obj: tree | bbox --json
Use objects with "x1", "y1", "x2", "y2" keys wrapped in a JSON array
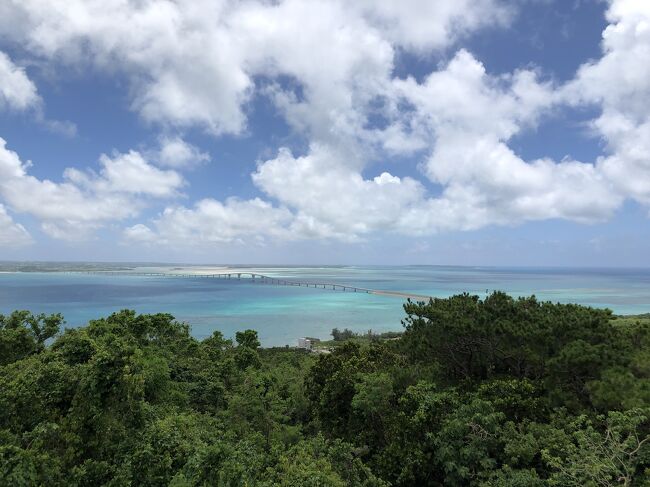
[
  {"x1": 401, "y1": 292, "x2": 616, "y2": 402},
  {"x1": 351, "y1": 372, "x2": 394, "y2": 447},
  {"x1": 543, "y1": 409, "x2": 650, "y2": 486},
  {"x1": 0, "y1": 299, "x2": 648, "y2": 485},
  {"x1": 331, "y1": 328, "x2": 356, "y2": 341},
  {"x1": 236, "y1": 329, "x2": 260, "y2": 349},
  {"x1": 0, "y1": 311, "x2": 63, "y2": 365}
]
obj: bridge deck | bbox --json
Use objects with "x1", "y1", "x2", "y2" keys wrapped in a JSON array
[{"x1": 65, "y1": 271, "x2": 432, "y2": 301}]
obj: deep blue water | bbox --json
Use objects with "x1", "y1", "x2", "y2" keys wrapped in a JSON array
[{"x1": 1, "y1": 266, "x2": 649, "y2": 346}]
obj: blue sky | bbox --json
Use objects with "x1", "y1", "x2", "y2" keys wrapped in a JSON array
[{"x1": 0, "y1": 0, "x2": 649, "y2": 265}]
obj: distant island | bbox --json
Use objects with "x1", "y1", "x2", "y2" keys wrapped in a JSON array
[{"x1": 1, "y1": 292, "x2": 649, "y2": 485}]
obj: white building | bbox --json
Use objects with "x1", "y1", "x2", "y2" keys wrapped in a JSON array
[{"x1": 297, "y1": 337, "x2": 312, "y2": 350}]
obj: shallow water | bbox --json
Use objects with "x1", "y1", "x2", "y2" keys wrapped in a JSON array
[{"x1": 1, "y1": 266, "x2": 649, "y2": 346}]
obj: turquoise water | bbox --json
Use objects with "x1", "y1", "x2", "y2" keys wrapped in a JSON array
[{"x1": 1, "y1": 266, "x2": 649, "y2": 346}]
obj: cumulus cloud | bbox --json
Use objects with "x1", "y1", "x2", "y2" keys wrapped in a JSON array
[
  {"x1": 0, "y1": 51, "x2": 77, "y2": 135},
  {"x1": 0, "y1": 138, "x2": 183, "y2": 240},
  {"x1": 124, "y1": 198, "x2": 293, "y2": 247},
  {"x1": 393, "y1": 51, "x2": 555, "y2": 146},
  {"x1": 157, "y1": 136, "x2": 210, "y2": 168},
  {"x1": 355, "y1": 0, "x2": 512, "y2": 51},
  {"x1": 566, "y1": 0, "x2": 650, "y2": 206},
  {"x1": 65, "y1": 150, "x2": 184, "y2": 198},
  {"x1": 244, "y1": 49, "x2": 619, "y2": 240},
  {"x1": 2, "y1": 0, "x2": 649, "y2": 246},
  {"x1": 0, "y1": 0, "x2": 251, "y2": 134},
  {"x1": 393, "y1": 50, "x2": 621, "y2": 230},
  {"x1": 0, "y1": 0, "x2": 509, "y2": 137},
  {"x1": 0, "y1": 204, "x2": 32, "y2": 247},
  {"x1": 0, "y1": 51, "x2": 40, "y2": 111},
  {"x1": 253, "y1": 145, "x2": 426, "y2": 240},
  {"x1": 121, "y1": 0, "x2": 647, "y2": 246}
]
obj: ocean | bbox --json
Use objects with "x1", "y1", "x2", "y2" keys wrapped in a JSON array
[{"x1": 1, "y1": 265, "x2": 649, "y2": 346}]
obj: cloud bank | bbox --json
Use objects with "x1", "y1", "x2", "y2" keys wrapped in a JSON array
[
  {"x1": 0, "y1": 138, "x2": 183, "y2": 240},
  {"x1": 0, "y1": 0, "x2": 647, "y2": 248}
]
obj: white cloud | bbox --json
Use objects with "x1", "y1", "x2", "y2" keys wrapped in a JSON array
[
  {"x1": 124, "y1": 197, "x2": 293, "y2": 247},
  {"x1": 597, "y1": 120, "x2": 650, "y2": 206},
  {"x1": 246, "y1": 52, "x2": 618, "y2": 239},
  {"x1": 0, "y1": 51, "x2": 76, "y2": 135},
  {"x1": 0, "y1": 204, "x2": 32, "y2": 247},
  {"x1": 0, "y1": 0, "x2": 508, "y2": 137},
  {"x1": 157, "y1": 136, "x2": 210, "y2": 168},
  {"x1": 233, "y1": 0, "x2": 395, "y2": 151},
  {"x1": 392, "y1": 50, "x2": 621, "y2": 230},
  {"x1": 0, "y1": 0, "x2": 251, "y2": 134},
  {"x1": 122, "y1": 223, "x2": 157, "y2": 244},
  {"x1": 0, "y1": 137, "x2": 184, "y2": 240},
  {"x1": 404, "y1": 146, "x2": 620, "y2": 233},
  {"x1": 3, "y1": 0, "x2": 650, "y2": 248},
  {"x1": 566, "y1": 0, "x2": 650, "y2": 207},
  {"x1": 65, "y1": 150, "x2": 184, "y2": 198},
  {"x1": 354, "y1": 0, "x2": 512, "y2": 51},
  {"x1": 0, "y1": 51, "x2": 40, "y2": 111},
  {"x1": 393, "y1": 50, "x2": 555, "y2": 145},
  {"x1": 122, "y1": 38, "x2": 629, "y2": 245},
  {"x1": 253, "y1": 145, "x2": 425, "y2": 240}
]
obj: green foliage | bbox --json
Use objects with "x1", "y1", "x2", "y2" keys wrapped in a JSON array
[
  {"x1": 331, "y1": 327, "x2": 356, "y2": 341},
  {"x1": 0, "y1": 310, "x2": 63, "y2": 365},
  {"x1": 542, "y1": 409, "x2": 650, "y2": 486},
  {"x1": 235, "y1": 329, "x2": 260, "y2": 349},
  {"x1": 1, "y1": 293, "x2": 649, "y2": 485},
  {"x1": 330, "y1": 327, "x2": 402, "y2": 344},
  {"x1": 401, "y1": 292, "x2": 617, "y2": 403},
  {"x1": 261, "y1": 435, "x2": 388, "y2": 486}
]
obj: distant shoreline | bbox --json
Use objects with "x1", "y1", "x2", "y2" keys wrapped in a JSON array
[{"x1": 2, "y1": 266, "x2": 649, "y2": 320}]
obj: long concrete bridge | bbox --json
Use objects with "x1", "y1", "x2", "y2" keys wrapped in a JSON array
[{"x1": 67, "y1": 271, "x2": 433, "y2": 301}]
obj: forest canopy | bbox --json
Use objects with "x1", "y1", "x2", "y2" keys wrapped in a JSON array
[{"x1": 1, "y1": 292, "x2": 649, "y2": 486}]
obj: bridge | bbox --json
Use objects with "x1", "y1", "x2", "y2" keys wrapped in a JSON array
[{"x1": 67, "y1": 271, "x2": 433, "y2": 301}]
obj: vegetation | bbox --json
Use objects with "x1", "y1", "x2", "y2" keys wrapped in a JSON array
[
  {"x1": 330, "y1": 328, "x2": 402, "y2": 342},
  {"x1": 1, "y1": 292, "x2": 649, "y2": 486}
]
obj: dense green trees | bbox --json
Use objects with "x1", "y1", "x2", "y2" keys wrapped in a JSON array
[
  {"x1": 305, "y1": 293, "x2": 650, "y2": 485},
  {"x1": 0, "y1": 293, "x2": 649, "y2": 485},
  {"x1": 0, "y1": 311, "x2": 63, "y2": 366}
]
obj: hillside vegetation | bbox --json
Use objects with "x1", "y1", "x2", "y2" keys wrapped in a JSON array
[{"x1": 1, "y1": 292, "x2": 649, "y2": 486}]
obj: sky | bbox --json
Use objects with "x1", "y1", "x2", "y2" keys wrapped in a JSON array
[{"x1": 0, "y1": 0, "x2": 649, "y2": 266}]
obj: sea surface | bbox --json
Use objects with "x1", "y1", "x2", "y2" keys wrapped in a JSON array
[{"x1": 1, "y1": 265, "x2": 650, "y2": 346}]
